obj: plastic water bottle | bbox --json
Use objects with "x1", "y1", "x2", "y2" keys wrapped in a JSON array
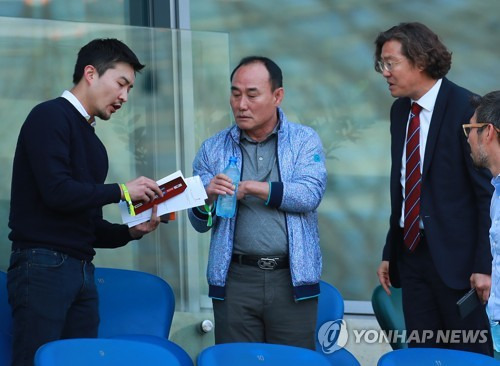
[{"x1": 216, "y1": 157, "x2": 240, "y2": 218}]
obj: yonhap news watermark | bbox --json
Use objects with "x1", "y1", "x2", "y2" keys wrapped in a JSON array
[
  {"x1": 317, "y1": 320, "x2": 349, "y2": 354},
  {"x1": 317, "y1": 320, "x2": 489, "y2": 354}
]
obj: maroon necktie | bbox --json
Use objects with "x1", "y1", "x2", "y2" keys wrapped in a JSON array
[{"x1": 404, "y1": 102, "x2": 422, "y2": 252}]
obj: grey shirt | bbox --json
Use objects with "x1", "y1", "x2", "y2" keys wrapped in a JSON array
[{"x1": 233, "y1": 128, "x2": 288, "y2": 256}]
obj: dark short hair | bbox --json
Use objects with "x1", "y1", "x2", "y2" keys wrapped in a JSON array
[
  {"x1": 374, "y1": 22, "x2": 452, "y2": 79},
  {"x1": 72, "y1": 38, "x2": 145, "y2": 84},
  {"x1": 230, "y1": 56, "x2": 283, "y2": 91},
  {"x1": 470, "y1": 91, "x2": 500, "y2": 131}
]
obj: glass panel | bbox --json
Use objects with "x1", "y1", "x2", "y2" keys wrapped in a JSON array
[
  {"x1": 0, "y1": 16, "x2": 230, "y2": 311},
  {"x1": 190, "y1": 0, "x2": 500, "y2": 301},
  {"x1": 189, "y1": 30, "x2": 232, "y2": 308},
  {"x1": 0, "y1": 0, "x2": 134, "y2": 25}
]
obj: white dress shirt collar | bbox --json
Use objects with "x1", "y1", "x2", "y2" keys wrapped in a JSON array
[
  {"x1": 61, "y1": 90, "x2": 96, "y2": 127},
  {"x1": 412, "y1": 78, "x2": 442, "y2": 113}
]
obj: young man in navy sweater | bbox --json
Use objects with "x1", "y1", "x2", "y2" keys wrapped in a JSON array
[{"x1": 7, "y1": 38, "x2": 164, "y2": 366}]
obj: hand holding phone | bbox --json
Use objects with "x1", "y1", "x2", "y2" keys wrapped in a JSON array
[{"x1": 456, "y1": 288, "x2": 481, "y2": 320}]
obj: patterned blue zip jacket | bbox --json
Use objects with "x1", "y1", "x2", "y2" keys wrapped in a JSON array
[{"x1": 188, "y1": 108, "x2": 327, "y2": 300}]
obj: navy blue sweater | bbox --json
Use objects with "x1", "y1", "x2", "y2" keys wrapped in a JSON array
[{"x1": 9, "y1": 97, "x2": 134, "y2": 261}]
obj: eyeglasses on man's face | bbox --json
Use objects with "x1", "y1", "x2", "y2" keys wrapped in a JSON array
[
  {"x1": 462, "y1": 123, "x2": 489, "y2": 138},
  {"x1": 377, "y1": 59, "x2": 403, "y2": 73}
]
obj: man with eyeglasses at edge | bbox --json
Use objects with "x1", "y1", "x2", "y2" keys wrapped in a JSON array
[
  {"x1": 464, "y1": 90, "x2": 500, "y2": 353},
  {"x1": 374, "y1": 22, "x2": 494, "y2": 355}
]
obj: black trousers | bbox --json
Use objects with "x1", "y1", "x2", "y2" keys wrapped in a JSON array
[
  {"x1": 399, "y1": 235, "x2": 493, "y2": 356},
  {"x1": 212, "y1": 262, "x2": 318, "y2": 350}
]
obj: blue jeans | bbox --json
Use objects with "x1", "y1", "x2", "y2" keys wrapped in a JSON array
[{"x1": 7, "y1": 248, "x2": 99, "y2": 366}]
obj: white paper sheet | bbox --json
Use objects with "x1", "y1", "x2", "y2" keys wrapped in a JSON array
[{"x1": 119, "y1": 174, "x2": 207, "y2": 227}]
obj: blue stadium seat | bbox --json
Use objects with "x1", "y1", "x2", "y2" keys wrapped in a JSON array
[
  {"x1": 94, "y1": 267, "x2": 175, "y2": 338},
  {"x1": 112, "y1": 334, "x2": 192, "y2": 366},
  {"x1": 316, "y1": 280, "x2": 361, "y2": 365},
  {"x1": 34, "y1": 338, "x2": 183, "y2": 366},
  {"x1": 377, "y1": 347, "x2": 499, "y2": 365},
  {"x1": 95, "y1": 267, "x2": 192, "y2": 365},
  {"x1": 371, "y1": 285, "x2": 407, "y2": 350},
  {"x1": 198, "y1": 342, "x2": 330, "y2": 365}
]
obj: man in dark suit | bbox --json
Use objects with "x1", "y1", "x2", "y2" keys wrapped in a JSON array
[{"x1": 374, "y1": 22, "x2": 493, "y2": 355}]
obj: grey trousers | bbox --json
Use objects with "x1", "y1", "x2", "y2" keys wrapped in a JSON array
[{"x1": 212, "y1": 262, "x2": 318, "y2": 350}]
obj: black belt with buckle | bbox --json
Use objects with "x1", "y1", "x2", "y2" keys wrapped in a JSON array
[{"x1": 231, "y1": 254, "x2": 289, "y2": 270}]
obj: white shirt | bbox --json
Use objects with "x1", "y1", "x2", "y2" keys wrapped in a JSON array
[
  {"x1": 61, "y1": 90, "x2": 96, "y2": 127},
  {"x1": 488, "y1": 175, "x2": 500, "y2": 321},
  {"x1": 399, "y1": 78, "x2": 442, "y2": 228}
]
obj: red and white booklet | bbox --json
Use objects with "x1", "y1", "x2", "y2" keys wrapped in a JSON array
[
  {"x1": 132, "y1": 175, "x2": 187, "y2": 215},
  {"x1": 119, "y1": 170, "x2": 207, "y2": 227}
]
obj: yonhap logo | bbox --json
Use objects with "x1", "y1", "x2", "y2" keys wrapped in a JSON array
[{"x1": 317, "y1": 319, "x2": 348, "y2": 354}]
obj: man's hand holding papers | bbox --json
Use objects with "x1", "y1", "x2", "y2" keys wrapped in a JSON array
[{"x1": 119, "y1": 170, "x2": 207, "y2": 227}]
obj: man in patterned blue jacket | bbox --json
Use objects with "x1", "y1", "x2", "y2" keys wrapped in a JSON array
[{"x1": 188, "y1": 56, "x2": 327, "y2": 349}]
